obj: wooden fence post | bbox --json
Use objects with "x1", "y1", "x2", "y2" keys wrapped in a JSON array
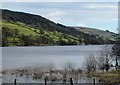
[
  {"x1": 70, "y1": 78, "x2": 73, "y2": 85},
  {"x1": 45, "y1": 78, "x2": 47, "y2": 85},
  {"x1": 14, "y1": 79, "x2": 16, "y2": 85},
  {"x1": 93, "y1": 78, "x2": 95, "y2": 85}
]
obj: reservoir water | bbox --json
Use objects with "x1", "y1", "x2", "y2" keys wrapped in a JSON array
[{"x1": 2, "y1": 45, "x2": 112, "y2": 70}]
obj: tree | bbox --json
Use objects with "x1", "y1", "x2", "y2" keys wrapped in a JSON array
[
  {"x1": 20, "y1": 34, "x2": 34, "y2": 46},
  {"x1": 47, "y1": 63, "x2": 55, "y2": 82},
  {"x1": 12, "y1": 29, "x2": 20, "y2": 45},
  {"x1": 97, "y1": 55, "x2": 106, "y2": 71},
  {"x1": 39, "y1": 28, "x2": 44, "y2": 34},
  {"x1": 112, "y1": 36, "x2": 120, "y2": 68},
  {"x1": 100, "y1": 45, "x2": 112, "y2": 71},
  {"x1": 85, "y1": 54, "x2": 97, "y2": 73},
  {"x1": 63, "y1": 61, "x2": 75, "y2": 82},
  {"x1": 2, "y1": 27, "x2": 14, "y2": 46},
  {"x1": 64, "y1": 61, "x2": 75, "y2": 72}
]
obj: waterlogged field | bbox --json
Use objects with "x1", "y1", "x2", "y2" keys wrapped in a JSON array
[{"x1": 2, "y1": 45, "x2": 114, "y2": 83}]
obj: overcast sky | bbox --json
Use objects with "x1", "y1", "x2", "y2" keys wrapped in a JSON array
[{"x1": 2, "y1": 1, "x2": 119, "y2": 33}]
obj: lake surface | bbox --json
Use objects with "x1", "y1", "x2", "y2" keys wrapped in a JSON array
[{"x1": 2, "y1": 45, "x2": 112, "y2": 70}]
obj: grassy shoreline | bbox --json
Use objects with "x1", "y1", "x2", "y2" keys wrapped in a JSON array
[{"x1": 86, "y1": 70, "x2": 120, "y2": 83}]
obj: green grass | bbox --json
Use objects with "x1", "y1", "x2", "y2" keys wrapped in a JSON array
[
  {"x1": 96, "y1": 70, "x2": 120, "y2": 83},
  {"x1": 2, "y1": 21, "x2": 39, "y2": 36},
  {"x1": 1, "y1": 21, "x2": 82, "y2": 46},
  {"x1": 86, "y1": 69, "x2": 120, "y2": 83}
]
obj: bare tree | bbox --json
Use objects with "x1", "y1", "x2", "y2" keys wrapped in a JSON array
[
  {"x1": 62, "y1": 68, "x2": 67, "y2": 83},
  {"x1": 100, "y1": 45, "x2": 112, "y2": 71},
  {"x1": 64, "y1": 61, "x2": 75, "y2": 72},
  {"x1": 47, "y1": 63, "x2": 55, "y2": 72},
  {"x1": 85, "y1": 54, "x2": 97, "y2": 73},
  {"x1": 47, "y1": 63, "x2": 55, "y2": 82},
  {"x1": 62, "y1": 61, "x2": 75, "y2": 82},
  {"x1": 97, "y1": 55, "x2": 106, "y2": 71},
  {"x1": 71, "y1": 68, "x2": 81, "y2": 83},
  {"x1": 112, "y1": 36, "x2": 120, "y2": 69}
]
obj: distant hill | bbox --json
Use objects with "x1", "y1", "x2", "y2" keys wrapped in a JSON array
[
  {"x1": 72, "y1": 26, "x2": 117, "y2": 42},
  {"x1": 1, "y1": 9, "x2": 117, "y2": 46}
]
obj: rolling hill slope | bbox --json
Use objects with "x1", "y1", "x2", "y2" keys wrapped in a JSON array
[
  {"x1": 1, "y1": 9, "x2": 117, "y2": 46},
  {"x1": 73, "y1": 26, "x2": 117, "y2": 41}
]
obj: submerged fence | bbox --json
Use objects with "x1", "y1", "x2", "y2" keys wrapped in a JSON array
[
  {"x1": 1, "y1": 78, "x2": 119, "y2": 85},
  {"x1": 12, "y1": 78, "x2": 97, "y2": 85}
]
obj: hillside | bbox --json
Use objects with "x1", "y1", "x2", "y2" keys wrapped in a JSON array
[
  {"x1": 1, "y1": 9, "x2": 117, "y2": 46},
  {"x1": 73, "y1": 26, "x2": 117, "y2": 41},
  {"x1": 2, "y1": 21, "x2": 82, "y2": 46}
]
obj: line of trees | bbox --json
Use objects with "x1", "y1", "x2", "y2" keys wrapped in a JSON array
[
  {"x1": 2, "y1": 27, "x2": 84, "y2": 46},
  {"x1": 2, "y1": 27, "x2": 51, "y2": 46},
  {"x1": 85, "y1": 36, "x2": 120, "y2": 73}
]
